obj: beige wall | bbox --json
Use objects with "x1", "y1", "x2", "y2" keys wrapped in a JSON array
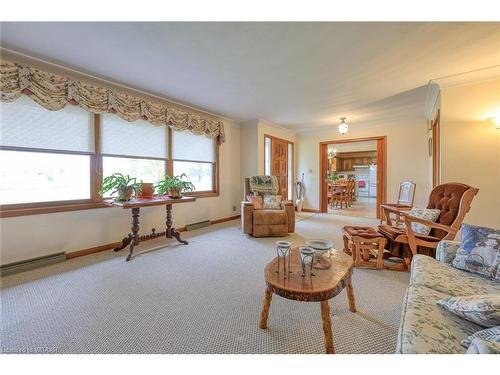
[
  {"x1": 440, "y1": 78, "x2": 500, "y2": 228},
  {"x1": 0, "y1": 120, "x2": 241, "y2": 265},
  {"x1": 239, "y1": 119, "x2": 296, "y2": 194},
  {"x1": 297, "y1": 119, "x2": 429, "y2": 211}
]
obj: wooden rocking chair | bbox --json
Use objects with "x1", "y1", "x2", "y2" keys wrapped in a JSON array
[{"x1": 378, "y1": 182, "x2": 478, "y2": 270}]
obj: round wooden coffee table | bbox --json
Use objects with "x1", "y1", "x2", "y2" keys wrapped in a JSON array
[{"x1": 259, "y1": 247, "x2": 356, "y2": 354}]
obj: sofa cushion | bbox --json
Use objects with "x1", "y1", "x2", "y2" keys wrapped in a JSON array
[
  {"x1": 397, "y1": 284, "x2": 483, "y2": 354},
  {"x1": 461, "y1": 325, "x2": 500, "y2": 348},
  {"x1": 465, "y1": 338, "x2": 500, "y2": 354},
  {"x1": 253, "y1": 209, "x2": 287, "y2": 225},
  {"x1": 407, "y1": 208, "x2": 441, "y2": 235},
  {"x1": 437, "y1": 294, "x2": 500, "y2": 328},
  {"x1": 410, "y1": 254, "x2": 500, "y2": 296},
  {"x1": 263, "y1": 194, "x2": 282, "y2": 210},
  {"x1": 452, "y1": 224, "x2": 500, "y2": 280}
]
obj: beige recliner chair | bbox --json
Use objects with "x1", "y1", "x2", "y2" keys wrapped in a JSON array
[{"x1": 241, "y1": 176, "x2": 295, "y2": 237}]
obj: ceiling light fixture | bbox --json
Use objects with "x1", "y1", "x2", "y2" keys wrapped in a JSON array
[{"x1": 338, "y1": 117, "x2": 348, "y2": 134}]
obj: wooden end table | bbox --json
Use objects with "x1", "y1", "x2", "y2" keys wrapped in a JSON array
[
  {"x1": 259, "y1": 247, "x2": 356, "y2": 354},
  {"x1": 104, "y1": 196, "x2": 196, "y2": 261}
]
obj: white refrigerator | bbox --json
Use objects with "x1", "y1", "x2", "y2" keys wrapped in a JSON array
[{"x1": 369, "y1": 165, "x2": 377, "y2": 198}]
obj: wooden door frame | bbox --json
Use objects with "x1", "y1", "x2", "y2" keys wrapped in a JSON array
[
  {"x1": 431, "y1": 110, "x2": 440, "y2": 188},
  {"x1": 319, "y1": 136, "x2": 387, "y2": 219},
  {"x1": 264, "y1": 134, "x2": 294, "y2": 200}
]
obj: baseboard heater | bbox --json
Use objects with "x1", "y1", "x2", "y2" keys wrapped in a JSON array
[
  {"x1": 0, "y1": 252, "x2": 66, "y2": 277},
  {"x1": 185, "y1": 220, "x2": 211, "y2": 231}
]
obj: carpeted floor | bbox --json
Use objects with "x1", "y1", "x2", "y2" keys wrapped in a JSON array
[{"x1": 0, "y1": 213, "x2": 409, "y2": 354}]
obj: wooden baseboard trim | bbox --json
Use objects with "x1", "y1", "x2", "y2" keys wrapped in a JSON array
[
  {"x1": 65, "y1": 214, "x2": 241, "y2": 260},
  {"x1": 66, "y1": 242, "x2": 121, "y2": 259},
  {"x1": 301, "y1": 208, "x2": 320, "y2": 213},
  {"x1": 211, "y1": 215, "x2": 240, "y2": 225}
]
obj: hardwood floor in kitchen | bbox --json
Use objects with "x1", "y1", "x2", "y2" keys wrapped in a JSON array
[{"x1": 327, "y1": 197, "x2": 376, "y2": 219}]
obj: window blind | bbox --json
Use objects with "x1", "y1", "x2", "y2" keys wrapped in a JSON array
[
  {"x1": 0, "y1": 95, "x2": 94, "y2": 153},
  {"x1": 172, "y1": 130, "x2": 215, "y2": 162},
  {"x1": 101, "y1": 114, "x2": 167, "y2": 159}
]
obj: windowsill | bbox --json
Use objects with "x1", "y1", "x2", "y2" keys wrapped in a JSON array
[
  {"x1": 184, "y1": 191, "x2": 219, "y2": 198},
  {"x1": 1, "y1": 192, "x2": 220, "y2": 218},
  {"x1": 0, "y1": 201, "x2": 108, "y2": 218}
]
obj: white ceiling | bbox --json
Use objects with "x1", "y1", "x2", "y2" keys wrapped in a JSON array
[{"x1": 1, "y1": 22, "x2": 499, "y2": 130}]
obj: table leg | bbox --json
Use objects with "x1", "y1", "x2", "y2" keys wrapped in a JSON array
[
  {"x1": 346, "y1": 279, "x2": 357, "y2": 312},
  {"x1": 166, "y1": 204, "x2": 188, "y2": 245},
  {"x1": 259, "y1": 289, "x2": 273, "y2": 329},
  {"x1": 113, "y1": 233, "x2": 133, "y2": 252},
  {"x1": 320, "y1": 300, "x2": 335, "y2": 354},
  {"x1": 126, "y1": 207, "x2": 140, "y2": 262}
]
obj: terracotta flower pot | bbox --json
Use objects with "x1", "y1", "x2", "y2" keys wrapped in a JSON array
[{"x1": 138, "y1": 182, "x2": 154, "y2": 199}]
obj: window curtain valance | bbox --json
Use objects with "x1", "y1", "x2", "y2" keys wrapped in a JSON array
[{"x1": 0, "y1": 60, "x2": 226, "y2": 144}]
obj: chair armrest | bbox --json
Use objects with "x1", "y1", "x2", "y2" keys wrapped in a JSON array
[
  {"x1": 380, "y1": 204, "x2": 409, "y2": 225},
  {"x1": 435, "y1": 240, "x2": 461, "y2": 264},
  {"x1": 281, "y1": 200, "x2": 294, "y2": 208},
  {"x1": 242, "y1": 201, "x2": 253, "y2": 206},
  {"x1": 403, "y1": 215, "x2": 458, "y2": 236}
]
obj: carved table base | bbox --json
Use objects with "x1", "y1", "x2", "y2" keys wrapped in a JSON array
[{"x1": 114, "y1": 204, "x2": 188, "y2": 261}]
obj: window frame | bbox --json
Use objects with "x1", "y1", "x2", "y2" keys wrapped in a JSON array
[{"x1": 1, "y1": 113, "x2": 220, "y2": 218}]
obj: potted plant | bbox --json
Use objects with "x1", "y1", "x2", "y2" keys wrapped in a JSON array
[
  {"x1": 327, "y1": 174, "x2": 341, "y2": 182},
  {"x1": 155, "y1": 174, "x2": 195, "y2": 199},
  {"x1": 99, "y1": 173, "x2": 140, "y2": 201}
]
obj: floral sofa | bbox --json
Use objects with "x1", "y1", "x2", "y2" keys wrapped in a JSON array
[{"x1": 396, "y1": 240, "x2": 500, "y2": 353}]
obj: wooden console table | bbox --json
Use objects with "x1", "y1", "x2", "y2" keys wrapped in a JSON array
[{"x1": 104, "y1": 196, "x2": 196, "y2": 261}]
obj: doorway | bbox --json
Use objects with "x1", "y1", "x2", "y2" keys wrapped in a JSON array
[
  {"x1": 319, "y1": 136, "x2": 386, "y2": 219},
  {"x1": 264, "y1": 134, "x2": 294, "y2": 200}
]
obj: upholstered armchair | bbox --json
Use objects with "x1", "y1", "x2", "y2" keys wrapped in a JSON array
[
  {"x1": 378, "y1": 182, "x2": 478, "y2": 269},
  {"x1": 241, "y1": 176, "x2": 295, "y2": 237}
]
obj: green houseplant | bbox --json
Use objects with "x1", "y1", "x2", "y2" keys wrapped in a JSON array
[
  {"x1": 327, "y1": 174, "x2": 341, "y2": 182},
  {"x1": 99, "y1": 173, "x2": 140, "y2": 201},
  {"x1": 155, "y1": 174, "x2": 195, "y2": 199}
]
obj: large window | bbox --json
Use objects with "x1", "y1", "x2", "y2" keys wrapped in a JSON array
[
  {"x1": 0, "y1": 96, "x2": 94, "y2": 206},
  {"x1": 172, "y1": 130, "x2": 216, "y2": 192},
  {"x1": 101, "y1": 114, "x2": 167, "y2": 189},
  {"x1": 0, "y1": 97, "x2": 219, "y2": 216}
]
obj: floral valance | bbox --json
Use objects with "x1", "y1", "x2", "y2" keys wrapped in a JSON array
[{"x1": 0, "y1": 59, "x2": 226, "y2": 144}]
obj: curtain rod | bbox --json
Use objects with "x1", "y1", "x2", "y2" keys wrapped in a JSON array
[{"x1": 1, "y1": 47, "x2": 234, "y2": 122}]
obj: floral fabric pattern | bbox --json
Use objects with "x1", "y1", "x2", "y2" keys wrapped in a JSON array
[
  {"x1": 453, "y1": 224, "x2": 500, "y2": 280},
  {"x1": 263, "y1": 195, "x2": 282, "y2": 210},
  {"x1": 407, "y1": 208, "x2": 441, "y2": 235},
  {"x1": 249, "y1": 176, "x2": 279, "y2": 196},
  {"x1": 435, "y1": 240, "x2": 461, "y2": 264},
  {"x1": 465, "y1": 338, "x2": 500, "y2": 354},
  {"x1": 410, "y1": 254, "x2": 500, "y2": 296},
  {"x1": 461, "y1": 325, "x2": 500, "y2": 348},
  {"x1": 396, "y1": 284, "x2": 483, "y2": 354},
  {"x1": 398, "y1": 252, "x2": 500, "y2": 354},
  {"x1": 437, "y1": 294, "x2": 500, "y2": 328},
  {"x1": 0, "y1": 60, "x2": 226, "y2": 144}
]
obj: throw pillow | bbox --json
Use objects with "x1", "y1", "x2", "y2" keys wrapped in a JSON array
[
  {"x1": 407, "y1": 208, "x2": 441, "y2": 235},
  {"x1": 246, "y1": 195, "x2": 263, "y2": 210},
  {"x1": 453, "y1": 224, "x2": 500, "y2": 280},
  {"x1": 461, "y1": 325, "x2": 500, "y2": 348},
  {"x1": 437, "y1": 294, "x2": 500, "y2": 328},
  {"x1": 263, "y1": 195, "x2": 282, "y2": 210},
  {"x1": 465, "y1": 338, "x2": 500, "y2": 354}
]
